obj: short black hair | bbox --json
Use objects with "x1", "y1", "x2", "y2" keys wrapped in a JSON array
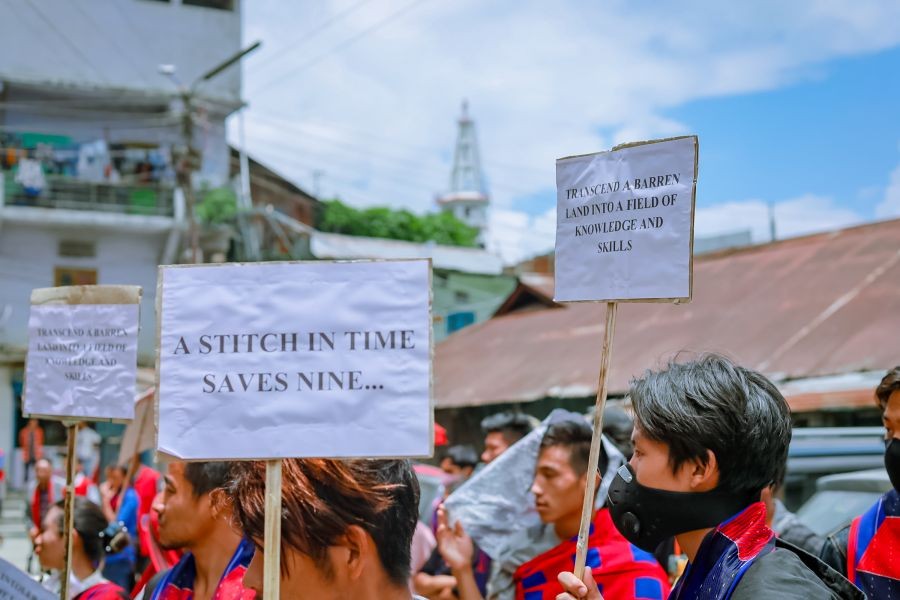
[
  {"x1": 183, "y1": 461, "x2": 231, "y2": 497},
  {"x1": 540, "y1": 419, "x2": 608, "y2": 477},
  {"x1": 601, "y1": 405, "x2": 634, "y2": 459},
  {"x1": 629, "y1": 354, "x2": 791, "y2": 496},
  {"x1": 876, "y1": 367, "x2": 900, "y2": 411},
  {"x1": 443, "y1": 445, "x2": 478, "y2": 469},
  {"x1": 481, "y1": 412, "x2": 535, "y2": 446},
  {"x1": 365, "y1": 459, "x2": 419, "y2": 585}
]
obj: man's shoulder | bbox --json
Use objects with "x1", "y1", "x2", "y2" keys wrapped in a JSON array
[
  {"x1": 733, "y1": 544, "x2": 862, "y2": 600},
  {"x1": 819, "y1": 524, "x2": 850, "y2": 575}
]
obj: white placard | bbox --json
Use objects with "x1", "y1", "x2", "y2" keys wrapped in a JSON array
[
  {"x1": 24, "y1": 304, "x2": 139, "y2": 420},
  {"x1": 156, "y1": 260, "x2": 433, "y2": 460},
  {"x1": 0, "y1": 557, "x2": 55, "y2": 600},
  {"x1": 554, "y1": 136, "x2": 698, "y2": 302}
]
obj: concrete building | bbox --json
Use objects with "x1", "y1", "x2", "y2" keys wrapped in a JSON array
[
  {"x1": 0, "y1": 0, "x2": 244, "y2": 487},
  {"x1": 437, "y1": 102, "x2": 490, "y2": 247}
]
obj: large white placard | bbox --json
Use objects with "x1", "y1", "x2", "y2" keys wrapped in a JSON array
[
  {"x1": 156, "y1": 260, "x2": 433, "y2": 460},
  {"x1": 24, "y1": 304, "x2": 139, "y2": 420},
  {"x1": 0, "y1": 557, "x2": 55, "y2": 600},
  {"x1": 555, "y1": 136, "x2": 698, "y2": 302}
]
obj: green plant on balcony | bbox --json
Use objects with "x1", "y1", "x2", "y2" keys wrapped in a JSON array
[
  {"x1": 196, "y1": 186, "x2": 238, "y2": 224},
  {"x1": 196, "y1": 186, "x2": 238, "y2": 257}
]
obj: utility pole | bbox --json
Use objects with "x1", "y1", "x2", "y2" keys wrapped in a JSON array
[
  {"x1": 768, "y1": 201, "x2": 777, "y2": 242},
  {"x1": 177, "y1": 89, "x2": 201, "y2": 263},
  {"x1": 312, "y1": 169, "x2": 324, "y2": 198},
  {"x1": 160, "y1": 40, "x2": 261, "y2": 264}
]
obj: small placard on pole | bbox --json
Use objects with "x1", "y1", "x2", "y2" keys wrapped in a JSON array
[
  {"x1": 23, "y1": 284, "x2": 142, "y2": 600},
  {"x1": 555, "y1": 136, "x2": 698, "y2": 303},
  {"x1": 24, "y1": 285, "x2": 142, "y2": 421},
  {"x1": 554, "y1": 136, "x2": 698, "y2": 579}
]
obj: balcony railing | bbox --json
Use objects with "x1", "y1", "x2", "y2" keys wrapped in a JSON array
[{"x1": 2, "y1": 173, "x2": 175, "y2": 217}]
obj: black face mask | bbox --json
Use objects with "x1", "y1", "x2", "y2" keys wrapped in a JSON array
[
  {"x1": 607, "y1": 463, "x2": 758, "y2": 552},
  {"x1": 886, "y1": 438, "x2": 900, "y2": 492}
]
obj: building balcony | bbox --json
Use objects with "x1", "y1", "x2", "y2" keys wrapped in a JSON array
[
  {"x1": 2, "y1": 173, "x2": 174, "y2": 217},
  {"x1": 0, "y1": 172, "x2": 184, "y2": 237}
]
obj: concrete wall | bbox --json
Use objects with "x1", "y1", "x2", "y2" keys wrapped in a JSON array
[
  {"x1": 0, "y1": 0, "x2": 242, "y2": 105},
  {"x1": 0, "y1": 222, "x2": 167, "y2": 362}
]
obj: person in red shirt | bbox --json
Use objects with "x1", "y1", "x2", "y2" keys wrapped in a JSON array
[
  {"x1": 132, "y1": 462, "x2": 161, "y2": 570},
  {"x1": 19, "y1": 418, "x2": 44, "y2": 483}
]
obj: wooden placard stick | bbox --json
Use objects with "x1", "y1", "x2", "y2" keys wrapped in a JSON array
[
  {"x1": 263, "y1": 459, "x2": 283, "y2": 600},
  {"x1": 573, "y1": 302, "x2": 618, "y2": 579},
  {"x1": 60, "y1": 422, "x2": 79, "y2": 600}
]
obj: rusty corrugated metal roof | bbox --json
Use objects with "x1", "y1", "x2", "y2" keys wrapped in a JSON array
[{"x1": 435, "y1": 218, "x2": 900, "y2": 409}]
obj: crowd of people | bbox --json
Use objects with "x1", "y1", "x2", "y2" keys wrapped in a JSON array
[{"x1": 18, "y1": 356, "x2": 900, "y2": 599}]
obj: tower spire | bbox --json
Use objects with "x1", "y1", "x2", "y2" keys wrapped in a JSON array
[{"x1": 438, "y1": 100, "x2": 490, "y2": 247}]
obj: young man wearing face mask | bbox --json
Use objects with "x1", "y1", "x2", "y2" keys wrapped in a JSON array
[
  {"x1": 557, "y1": 355, "x2": 861, "y2": 600},
  {"x1": 820, "y1": 366, "x2": 900, "y2": 599}
]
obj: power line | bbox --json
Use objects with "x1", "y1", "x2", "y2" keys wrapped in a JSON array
[
  {"x1": 249, "y1": 0, "x2": 377, "y2": 76},
  {"x1": 251, "y1": 109, "x2": 547, "y2": 177},
  {"x1": 251, "y1": 0, "x2": 435, "y2": 94},
  {"x1": 243, "y1": 113, "x2": 539, "y2": 196}
]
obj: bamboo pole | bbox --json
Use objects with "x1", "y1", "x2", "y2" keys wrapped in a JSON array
[
  {"x1": 263, "y1": 459, "x2": 282, "y2": 600},
  {"x1": 61, "y1": 423, "x2": 78, "y2": 600},
  {"x1": 573, "y1": 302, "x2": 618, "y2": 579}
]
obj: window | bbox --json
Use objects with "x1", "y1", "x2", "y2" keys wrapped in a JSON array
[
  {"x1": 54, "y1": 267, "x2": 97, "y2": 287},
  {"x1": 183, "y1": 0, "x2": 234, "y2": 10},
  {"x1": 454, "y1": 290, "x2": 470, "y2": 303},
  {"x1": 447, "y1": 312, "x2": 476, "y2": 334},
  {"x1": 58, "y1": 240, "x2": 96, "y2": 258}
]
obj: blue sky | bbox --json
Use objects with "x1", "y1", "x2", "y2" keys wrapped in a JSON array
[
  {"x1": 236, "y1": 0, "x2": 900, "y2": 263},
  {"x1": 670, "y1": 46, "x2": 900, "y2": 216}
]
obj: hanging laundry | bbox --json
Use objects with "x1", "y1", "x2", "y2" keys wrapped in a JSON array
[
  {"x1": 77, "y1": 139, "x2": 110, "y2": 182},
  {"x1": 14, "y1": 158, "x2": 46, "y2": 197}
]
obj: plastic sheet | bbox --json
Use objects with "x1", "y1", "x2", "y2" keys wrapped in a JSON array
[{"x1": 443, "y1": 408, "x2": 625, "y2": 559}]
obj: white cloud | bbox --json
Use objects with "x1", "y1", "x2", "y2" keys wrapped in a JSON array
[
  {"x1": 694, "y1": 194, "x2": 863, "y2": 243},
  {"x1": 493, "y1": 194, "x2": 866, "y2": 266},
  {"x1": 875, "y1": 162, "x2": 900, "y2": 218},
  {"x1": 487, "y1": 207, "x2": 556, "y2": 265},
  {"x1": 232, "y1": 0, "x2": 900, "y2": 260}
]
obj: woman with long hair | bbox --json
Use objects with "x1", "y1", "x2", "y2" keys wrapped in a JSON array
[{"x1": 35, "y1": 497, "x2": 130, "y2": 599}]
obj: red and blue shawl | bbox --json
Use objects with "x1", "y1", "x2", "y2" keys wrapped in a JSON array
[
  {"x1": 74, "y1": 582, "x2": 129, "y2": 599},
  {"x1": 670, "y1": 502, "x2": 774, "y2": 600},
  {"x1": 513, "y1": 508, "x2": 670, "y2": 600},
  {"x1": 151, "y1": 538, "x2": 256, "y2": 600},
  {"x1": 847, "y1": 488, "x2": 900, "y2": 598}
]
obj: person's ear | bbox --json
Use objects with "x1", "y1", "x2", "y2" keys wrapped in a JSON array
[
  {"x1": 687, "y1": 449, "x2": 719, "y2": 491},
  {"x1": 207, "y1": 488, "x2": 229, "y2": 520},
  {"x1": 336, "y1": 525, "x2": 370, "y2": 581}
]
